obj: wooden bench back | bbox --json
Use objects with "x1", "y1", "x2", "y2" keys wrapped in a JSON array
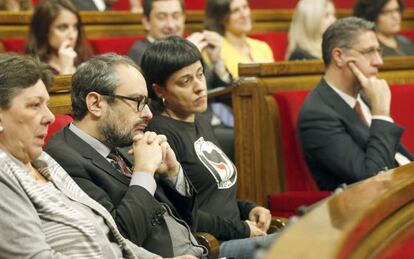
[
  {"x1": 233, "y1": 56, "x2": 414, "y2": 205},
  {"x1": 2, "y1": 9, "x2": 414, "y2": 39}
]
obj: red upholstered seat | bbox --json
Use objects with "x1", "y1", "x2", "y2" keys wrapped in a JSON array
[
  {"x1": 184, "y1": 0, "x2": 205, "y2": 9},
  {"x1": 89, "y1": 36, "x2": 145, "y2": 55},
  {"x1": 269, "y1": 84, "x2": 414, "y2": 216},
  {"x1": 400, "y1": 30, "x2": 414, "y2": 42},
  {"x1": 390, "y1": 84, "x2": 414, "y2": 153},
  {"x1": 44, "y1": 114, "x2": 74, "y2": 146},
  {"x1": 249, "y1": 31, "x2": 288, "y2": 61},
  {"x1": 111, "y1": 0, "x2": 130, "y2": 10},
  {"x1": 2, "y1": 38, "x2": 26, "y2": 53},
  {"x1": 269, "y1": 90, "x2": 331, "y2": 217}
]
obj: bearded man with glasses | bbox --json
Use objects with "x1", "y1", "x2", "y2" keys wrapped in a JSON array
[
  {"x1": 298, "y1": 17, "x2": 413, "y2": 191},
  {"x1": 45, "y1": 53, "x2": 264, "y2": 258}
]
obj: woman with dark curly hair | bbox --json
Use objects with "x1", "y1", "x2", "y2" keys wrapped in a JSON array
[
  {"x1": 354, "y1": 0, "x2": 414, "y2": 56},
  {"x1": 25, "y1": 0, "x2": 93, "y2": 75}
]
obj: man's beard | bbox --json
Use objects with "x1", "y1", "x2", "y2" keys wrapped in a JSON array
[{"x1": 98, "y1": 110, "x2": 134, "y2": 148}]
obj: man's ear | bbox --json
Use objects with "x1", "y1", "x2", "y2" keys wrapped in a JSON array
[
  {"x1": 152, "y1": 83, "x2": 165, "y2": 99},
  {"x1": 332, "y1": 47, "x2": 348, "y2": 68},
  {"x1": 86, "y1": 92, "x2": 105, "y2": 118},
  {"x1": 142, "y1": 16, "x2": 151, "y2": 32}
]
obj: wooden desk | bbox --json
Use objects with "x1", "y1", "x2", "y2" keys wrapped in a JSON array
[{"x1": 266, "y1": 162, "x2": 414, "y2": 259}]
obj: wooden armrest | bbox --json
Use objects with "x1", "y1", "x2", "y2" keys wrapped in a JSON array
[
  {"x1": 267, "y1": 216, "x2": 288, "y2": 234},
  {"x1": 194, "y1": 232, "x2": 220, "y2": 259}
]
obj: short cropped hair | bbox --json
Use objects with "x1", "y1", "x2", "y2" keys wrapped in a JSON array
[
  {"x1": 354, "y1": 0, "x2": 405, "y2": 23},
  {"x1": 0, "y1": 54, "x2": 52, "y2": 109},
  {"x1": 143, "y1": 0, "x2": 185, "y2": 18},
  {"x1": 71, "y1": 54, "x2": 139, "y2": 120},
  {"x1": 322, "y1": 17, "x2": 375, "y2": 65},
  {"x1": 140, "y1": 36, "x2": 202, "y2": 113}
]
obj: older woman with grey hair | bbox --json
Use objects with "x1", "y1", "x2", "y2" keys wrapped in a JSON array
[{"x1": 0, "y1": 53, "x2": 194, "y2": 259}]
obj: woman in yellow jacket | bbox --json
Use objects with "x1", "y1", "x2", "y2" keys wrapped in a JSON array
[{"x1": 205, "y1": 0, "x2": 274, "y2": 78}]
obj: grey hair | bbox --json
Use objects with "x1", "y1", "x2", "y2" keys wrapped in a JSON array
[
  {"x1": 0, "y1": 53, "x2": 52, "y2": 109},
  {"x1": 71, "y1": 53, "x2": 139, "y2": 120},
  {"x1": 322, "y1": 16, "x2": 375, "y2": 65}
]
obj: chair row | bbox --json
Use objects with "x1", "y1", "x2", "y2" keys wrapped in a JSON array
[
  {"x1": 4, "y1": 30, "x2": 414, "y2": 62},
  {"x1": 2, "y1": 8, "x2": 414, "y2": 40},
  {"x1": 232, "y1": 56, "x2": 414, "y2": 216}
]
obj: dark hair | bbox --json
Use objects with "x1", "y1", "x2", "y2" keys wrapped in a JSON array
[
  {"x1": 205, "y1": 0, "x2": 232, "y2": 35},
  {"x1": 140, "y1": 36, "x2": 202, "y2": 113},
  {"x1": 71, "y1": 53, "x2": 139, "y2": 120},
  {"x1": 143, "y1": 0, "x2": 185, "y2": 18},
  {"x1": 0, "y1": 53, "x2": 53, "y2": 109},
  {"x1": 322, "y1": 17, "x2": 376, "y2": 65},
  {"x1": 354, "y1": 0, "x2": 405, "y2": 22},
  {"x1": 25, "y1": 0, "x2": 92, "y2": 65}
]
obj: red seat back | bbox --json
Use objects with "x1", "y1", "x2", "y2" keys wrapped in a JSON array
[
  {"x1": 390, "y1": 84, "x2": 414, "y2": 153},
  {"x1": 400, "y1": 30, "x2": 414, "y2": 42},
  {"x1": 44, "y1": 114, "x2": 74, "y2": 146},
  {"x1": 273, "y1": 90, "x2": 318, "y2": 191},
  {"x1": 111, "y1": 0, "x2": 130, "y2": 10},
  {"x1": 2, "y1": 38, "x2": 26, "y2": 53},
  {"x1": 89, "y1": 36, "x2": 145, "y2": 55},
  {"x1": 249, "y1": 31, "x2": 288, "y2": 61}
]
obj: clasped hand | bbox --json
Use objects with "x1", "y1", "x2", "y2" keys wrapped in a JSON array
[{"x1": 129, "y1": 131, "x2": 180, "y2": 177}]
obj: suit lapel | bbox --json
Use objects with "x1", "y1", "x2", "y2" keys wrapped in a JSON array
[
  {"x1": 316, "y1": 79, "x2": 370, "y2": 146},
  {"x1": 62, "y1": 127, "x2": 130, "y2": 185}
]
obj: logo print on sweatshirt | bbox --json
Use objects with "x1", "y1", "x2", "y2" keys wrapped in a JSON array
[{"x1": 194, "y1": 137, "x2": 236, "y2": 189}]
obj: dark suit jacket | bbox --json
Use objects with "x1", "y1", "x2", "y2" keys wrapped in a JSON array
[
  {"x1": 298, "y1": 79, "x2": 413, "y2": 191},
  {"x1": 45, "y1": 126, "x2": 197, "y2": 257}
]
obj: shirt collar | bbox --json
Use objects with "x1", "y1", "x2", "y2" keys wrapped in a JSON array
[
  {"x1": 325, "y1": 79, "x2": 363, "y2": 108},
  {"x1": 68, "y1": 123, "x2": 111, "y2": 158}
]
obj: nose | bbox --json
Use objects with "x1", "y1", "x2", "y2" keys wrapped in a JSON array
[
  {"x1": 43, "y1": 106, "x2": 55, "y2": 125},
  {"x1": 165, "y1": 15, "x2": 176, "y2": 29},
  {"x1": 140, "y1": 104, "x2": 153, "y2": 121},
  {"x1": 68, "y1": 26, "x2": 77, "y2": 41},
  {"x1": 372, "y1": 51, "x2": 384, "y2": 67},
  {"x1": 193, "y1": 76, "x2": 207, "y2": 93}
]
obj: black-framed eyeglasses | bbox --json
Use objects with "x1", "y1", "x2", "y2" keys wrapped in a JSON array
[{"x1": 101, "y1": 94, "x2": 151, "y2": 112}]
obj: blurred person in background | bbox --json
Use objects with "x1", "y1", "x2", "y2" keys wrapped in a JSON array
[
  {"x1": 354, "y1": 0, "x2": 414, "y2": 56},
  {"x1": 0, "y1": 0, "x2": 32, "y2": 11},
  {"x1": 25, "y1": 0, "x2": 93, "y2": 75},
  {"x1": 205, "y1": 0, "x2": 274, "y2": 78},
  {"x1": 286, "y1": 0, "x2": 336, "y2": 60}
]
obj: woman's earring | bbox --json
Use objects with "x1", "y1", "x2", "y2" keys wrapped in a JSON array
[
  {"x1": 0, "y1": 126, "x2": 3, "y2": 133},
  {"x1": 161, "y1": 97, "x2": 166, "y2": 106}
]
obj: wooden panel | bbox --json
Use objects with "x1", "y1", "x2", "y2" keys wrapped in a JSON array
[
  {"x1": 3, "y1": 9, "x2": 414, "y2": 39},
  {"x1": 266, "y1": 163, "x2": 414, "y2": 259},
  {"x1": 49, "y1": 75, "x2": 72, "y2": 115},
  {"x1": 233, "y1": 56, "x2": 414, "y2": 205}
]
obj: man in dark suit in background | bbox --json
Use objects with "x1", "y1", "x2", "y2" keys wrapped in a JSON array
[{"x1": 298, "y1": 17, "x2": 413, "y2": 191}]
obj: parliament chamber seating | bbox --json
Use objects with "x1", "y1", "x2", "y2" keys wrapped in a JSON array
[
  {"x1": 232, "y1": 56, "x2": 414, "y2": 214},
  {"x1": 265, "y1": 162, "x2": 414, "y2": 259},
  {"x1": 88, "y1": 35, "x2": 144, "y2": 55},
  {"x1": 249, "y1": 31, "x2": 288, "y2": 61},
  {"x1": 269, "y1": 91, "x2": 331, "y2": 217}
]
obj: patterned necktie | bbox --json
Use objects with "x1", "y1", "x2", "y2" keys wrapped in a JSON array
[
  {"x1": 108, "y1": 149, "x2": 132, "y2": 177},
  {"x1": 354, "y1": 100, "x2": 369, "y2": 126}
]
